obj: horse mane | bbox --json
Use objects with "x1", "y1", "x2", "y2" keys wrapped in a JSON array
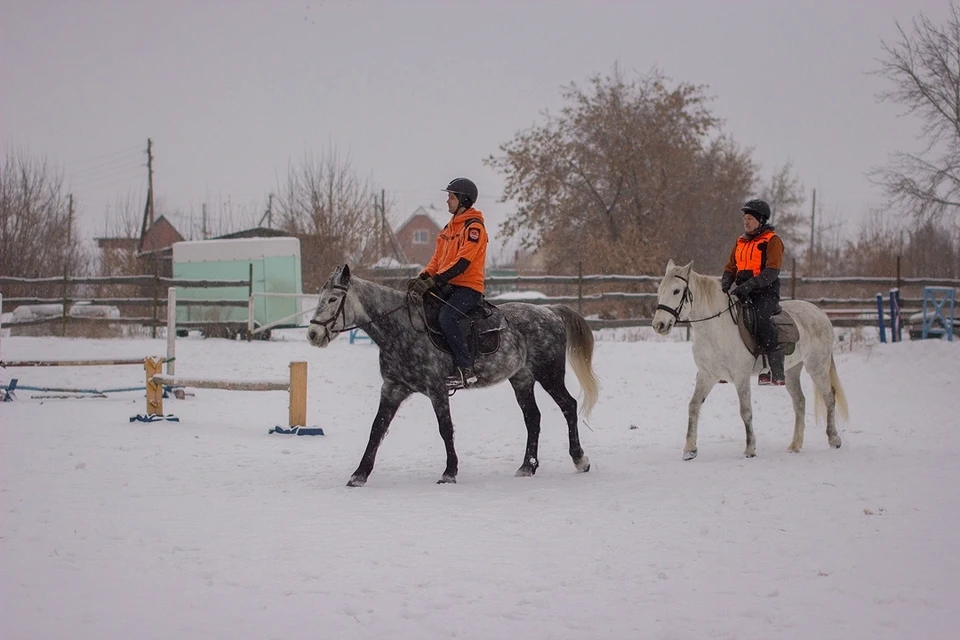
[{"x1": 688, "y1": 269, "x2": 725, "y2": 313}]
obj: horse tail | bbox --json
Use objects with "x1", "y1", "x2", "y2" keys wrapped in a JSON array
[
  {"x1": 814, "y1": 354, "x2": 849, "y2": 424},
  {"x1": 550, "y1": 305, "x2": 600, "y2": 417}
]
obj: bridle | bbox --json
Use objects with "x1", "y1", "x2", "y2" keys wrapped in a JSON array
[
  {"x1": 656, "y1": 274, "x2": 737, "y2": 325},
  {"x1": 655, "y1": 275, "x2": 693, "y2": 321},
  {"x1": 308, "y1": 283, "x2": 409, "y2": 336}
]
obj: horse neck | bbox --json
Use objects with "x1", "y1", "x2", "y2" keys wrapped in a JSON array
[
  {"x1": 687, "y1": 271, "x2": 736, "y2": 338},
  {"x1": 348, "y1": 277, "x2": 410, "y2": 343}
]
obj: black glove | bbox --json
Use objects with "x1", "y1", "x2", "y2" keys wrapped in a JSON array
[
  {"x1": 731, "y1": 279, "x2": 756, "y2": 300},
  {"x1": 409, "y1": 276, "x2": 435, "y2": 297},
  {"x1": 721, "y1": 272, "x2": 734, "y2": 293}
]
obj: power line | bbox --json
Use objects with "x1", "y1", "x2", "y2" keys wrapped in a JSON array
[
  {"x1": 70, "y1": 154, "x2": 144, "y2": 179},
  {"x1": 71, "y1": 145, "x2": 143, "y2": 166}
]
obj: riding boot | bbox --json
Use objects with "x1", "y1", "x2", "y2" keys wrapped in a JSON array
[
  {"x1": 767, "y1": 348, "x2": 786, "y2": 386},
  {"x1": 445, "y1": 366, "x2": 477, "y2": 391}
]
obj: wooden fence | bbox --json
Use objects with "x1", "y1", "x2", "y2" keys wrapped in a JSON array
[{"x1": 2, "y1": 271, "x2": 957, "y2": 333}]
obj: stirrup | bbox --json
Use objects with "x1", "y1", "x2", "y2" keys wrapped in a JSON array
[
  {"x1": 445, "y1": 367, "x2": 477, "y2": 392},
  {"x1": 758, "y1": 371, "x2": 772, "y2": 386}
]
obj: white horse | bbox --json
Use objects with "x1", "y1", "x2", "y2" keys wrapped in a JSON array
[{"x1": 651, "y1": 260, "x2": 848, "y2": 460}]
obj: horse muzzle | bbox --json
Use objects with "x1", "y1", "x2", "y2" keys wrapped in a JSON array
[
  {"x1": 651, "y1": 314, "x2": 675, "y2": 336},
  {"x1": 306, "y1": 325, "x2": 331, "y2": 347}
]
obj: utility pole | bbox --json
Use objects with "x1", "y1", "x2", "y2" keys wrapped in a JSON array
[
  {"x1": 147, "y1": 138, "x2": 154, "y2": 227},
  {"x1": 138, "y1": 138, "x2": 155, "y2": 253},
  {"x1": 201, "y1": 203, "x2": 208, "y2": 239},
  {"x1": 66, "y1": 194, "x2": 74, "y2": 259},
  {"x1": 807, "y1": 188, "x2": 816, "y2": 274}
]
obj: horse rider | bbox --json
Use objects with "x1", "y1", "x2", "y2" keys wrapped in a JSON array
[
  {"x1": 407, "y1": 177, "x2": 489, "y2": 390},
  {"x1": 721, "y1": 199, "x2": 786, "y2": 386}
]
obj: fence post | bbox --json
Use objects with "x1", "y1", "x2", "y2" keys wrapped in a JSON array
[
  {"x1": 791, "y1": 258, "x2": 797, "y2": 300},
  {"x1": 145, "y1": 357, "x2": 164, "y2": 415},
  {"x1": 151, "y1": 271, "x2": 159, "y2": 339},
  {"x1": 876, "y1": 294, "x2": 887, "y2": 343},
  {"x1": 166, "y1": 287, "x2": 176, "y2": 376},
  {"x1": 289, "y1": 361, "x2": 307, "y2": 427},
  {"x1": 247, "y1": 262, "x2": 254, "y2": 342},
  {"x1": 61, "y1": 271, "x2": 69, "y2": 337},
  {"x1": 889, "y1": 289, "x2": 901, "y2": 342},
  {"x1": 577, "y1": 261, "x2": 583, "y2": 315}
]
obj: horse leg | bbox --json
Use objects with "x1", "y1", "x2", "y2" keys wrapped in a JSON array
[
  {"x1": 785, "y1": 362, "x2": 806, "y2": 452},
  {"x1": 347, "y1": 382, "x2": 410, "y2": 487},
  {"x1": 684, "y1": 370, "x2": 718, "y2": 460},
  {"x1": 733, "y1": 377, "x2": 757, "y2": 458},
  {"x1": 812, "y1": 363, "x2": 843, "y2": 449},
  {"x1": 538, "y1": 371, "x2": 590, "y2": 473},
  {"x1": 508, "y1": 370, "x2": 542, "y2": 476},
  {"x1": 428, "y1": 391, "x2": 459, "y2": 483}
]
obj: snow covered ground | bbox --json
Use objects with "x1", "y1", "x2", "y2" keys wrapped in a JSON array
[{"x1": 1, "y1": 328, "x2": 957, "y2": 640}]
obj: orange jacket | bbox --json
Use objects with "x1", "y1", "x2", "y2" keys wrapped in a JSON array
[
  {"x1": 425, "y1": 208, "x2": 488, "y2": 294},
  {"x1": 724, "y1": 228, "x2": 783, "y2": 276}
]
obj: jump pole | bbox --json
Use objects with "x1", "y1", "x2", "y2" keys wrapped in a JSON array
[
  {"x1": 2, "y1": 358, "x2": 151, "y2": 367},
  {"x1": 145, "y1": 361, "x2": 320, "y2": 434}
]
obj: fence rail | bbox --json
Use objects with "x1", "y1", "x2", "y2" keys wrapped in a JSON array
[{"x1": 2, "y1": 271, "x2": 956, "y2": 334}]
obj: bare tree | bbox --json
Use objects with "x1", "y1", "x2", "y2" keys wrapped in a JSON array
[
  {"x1": 0, "y1": 148, "x2": 86, "y2": 289},
  {"x1": 486, "y1": 66, "x2": 803, "y2": 275},
  {"x1": 274, "y1": 147, "x2": 383, "y2": 289},
  {"x1": 872, "y1": 3, "x2": 960, "y2": 222},
  {"x1": 95, "y1": 191, "x2": 143, "y2": 277}
]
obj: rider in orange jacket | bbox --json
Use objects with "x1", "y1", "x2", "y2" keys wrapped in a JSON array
[
  {"x1": 407, "y1": 178, "x2": 488, "y2": 389},
  {"x1": 721, "y1": 199, "x2": 786, "y2": 385}
]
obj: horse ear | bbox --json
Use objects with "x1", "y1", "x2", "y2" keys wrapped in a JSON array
[
  {"x1": 341, "y1": 264, "x2": 351, "y2": 283},
  {"x1": 665, "y1": 259, "x2": 676, "y2": 272},
  {"x1": 679, "y1": 261, "x2": 693, "y2": 278}
]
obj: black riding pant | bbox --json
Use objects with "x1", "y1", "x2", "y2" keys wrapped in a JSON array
[
  {"x1": 438, "y1": 285, "x2": 483, "y2": 368},
  {"x1": 749, "y1": 286, "x2": 780, "y2": 352}
]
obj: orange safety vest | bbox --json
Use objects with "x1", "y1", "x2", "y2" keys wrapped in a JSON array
[
  {"x1": 425, "y1": 208, "x2": 488, "y2": 293},
  {"x1": 728, "y1": 229, "x2": 783, "y2": 276}
]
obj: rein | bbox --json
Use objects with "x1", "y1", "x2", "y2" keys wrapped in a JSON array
[
  {"x1": 656, "y1": 275, "x2": 737, "y2": 325},
  {"x1": 308, "y1": 284, "x2": 409, "y2": 335}
]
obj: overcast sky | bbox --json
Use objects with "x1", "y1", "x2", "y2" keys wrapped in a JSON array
[{"x1": 1, "y1": 0, "x2": 947, "y2": 262}]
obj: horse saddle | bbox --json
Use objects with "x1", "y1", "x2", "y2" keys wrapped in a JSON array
[
  {"x1": 422, "y1": 295, "x2": 507, "y2": 359},
  {"x1": 736, "y1": 303, "x2": 799, "y2": 357}
]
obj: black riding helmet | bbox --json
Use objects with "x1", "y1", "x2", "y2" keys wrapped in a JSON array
[
  {"x1": 741, "y1": 199, "x2": 771, "y2": 223},
  {"x1": 443, "y1": 177, "x2": 478, "y2": 210}
]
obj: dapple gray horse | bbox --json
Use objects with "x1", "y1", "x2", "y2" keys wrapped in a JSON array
[
  {"x1": 307, "y1": 265, "x2": 600, "y2": 487},
  {"x1": 652, "y1": 260, "x2": 847, "y2": 460}
]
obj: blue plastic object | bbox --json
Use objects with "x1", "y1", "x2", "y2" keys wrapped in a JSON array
[
  {"x1": 269, "y1": 426, "x2": 325, "y2": 436},
  {"x1": 922, "y1": 287, "x2": 955, "y2": 341},
  {"x1": 129, "y1": 414, "x2": 180, "y2": 423}
]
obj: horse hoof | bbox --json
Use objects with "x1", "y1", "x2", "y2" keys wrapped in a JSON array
[
  {"x1": 346, "y1": 476, "x2": 367, "y2": 488},
  {"x1": 830, "y1": 438, "x2": 842, "y2": 449},
  {"x1": 515, "y1": 467, "x2": 536, "y2": 477},
  {"x1": 437, "y1": 474, "x2": 457, "y2": 484},
  {"x1": 744, "y1": 452, "x2": 756, "y2": 459},
  {"x1": 683, "y1": 450, "x2": 698, "y2": 461},
  {"x1": 574, "y1": 455, "x2": 590, "y2": 473}
]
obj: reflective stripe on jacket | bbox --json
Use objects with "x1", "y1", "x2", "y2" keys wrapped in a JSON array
[{"x1": 425, "y1": 208, "x2": 488, "y2": 293}]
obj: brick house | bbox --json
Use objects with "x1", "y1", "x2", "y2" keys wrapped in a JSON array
[
  {"x1": 394, "y1": 206, "x2": 445, "y2": 267},
  {"x1": 95, "y1": 215, "x2": 184, "y2": 277}
]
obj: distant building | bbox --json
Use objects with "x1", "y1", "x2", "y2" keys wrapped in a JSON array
[
  {"x1": 95, "y1": 215, "x2": 184, "y2": 277},
  {"x1": 394, "y1": 206, "x2": 444, "y2": 267}
]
